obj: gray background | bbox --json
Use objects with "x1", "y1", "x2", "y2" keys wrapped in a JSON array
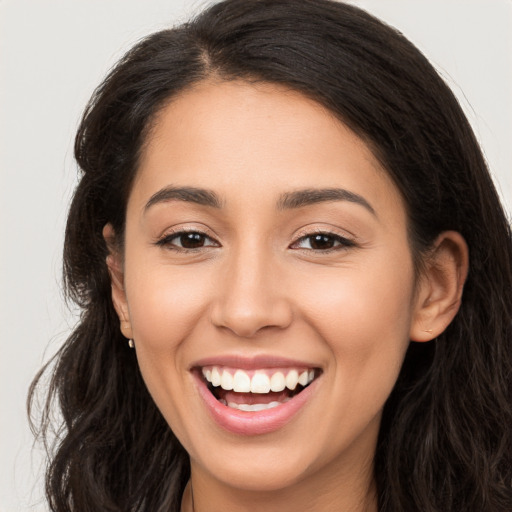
[{"x1": 1, "y1": 1, "x2": 511, "y2": 510}]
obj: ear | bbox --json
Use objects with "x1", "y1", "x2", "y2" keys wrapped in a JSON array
[
  {"x1": 410, "y1": 231, "x2": 469, "y2": 342},
  {"x1": 103, "y1": 223, "x2": 133, "y2": 340}
]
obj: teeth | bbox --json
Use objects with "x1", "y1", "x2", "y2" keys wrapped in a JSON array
[
  {"x1": 270, "y1": 372, "x2": 286, "y2": 392},
  {"x1": 233, "y1": 370, "x2": 251, "y2": 392},
  {"x1": 220, "y1": 370, "x2": 233, "y2": 390},
  {"x1": 250, "y1": 373, "x2": 270, "y2": 393},
  {"x1": 211, "y1": 367, "x2": 221, "y2": 386},
  {"x1": 285, "y1": 369, "x2": 299, "y2": 390},
  {"x1": 298, "y1": 370, "x2": 309, "y2": 386},
  {"x1": 228, "y1": 401, "x2": 281, "y2": 411},
  {"x1": 201, "y1": 367, "x2": 212, "y2": 381},
  {"x1": 270, "y1": 372, "x2": 286, "y2": 391},
  {"x1": 203, "y1": 366, "x2": 317, "y2": 393}
]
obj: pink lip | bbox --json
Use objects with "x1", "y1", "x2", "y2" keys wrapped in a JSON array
[
  {"x1": 192, "y1": 367, "x2": 320, "y2": 436},
  {"x1": 191, "y1": 354, "x2": 319, "y2": 370}
]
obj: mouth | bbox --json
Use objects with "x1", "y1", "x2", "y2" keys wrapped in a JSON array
[
  {"x1": 191, "y1": 361, "x2": 322, "y2": 435},
  {"x1": 200, "y1": 366, "x2": 319, "y2": 411}
]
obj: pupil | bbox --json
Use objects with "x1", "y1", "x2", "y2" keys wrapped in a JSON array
[
  {"x1": 181, "y1": 232, "x2": 205, "y2": 248},
  {"x1": 311, "y1": 234, "x2": 334, "y2": 250}
]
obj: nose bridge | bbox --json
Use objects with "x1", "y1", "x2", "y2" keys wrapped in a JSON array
[{"x1": 210, "y1": 238, "x2": 292, "y2": 338}]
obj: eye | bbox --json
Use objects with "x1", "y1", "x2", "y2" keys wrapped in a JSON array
[
  {"x1": 291, "y1": 231, "x2": 355, "y2": 252},
  {"x1": 156, "y1": 230, "x2": 219, "y2": 251}
]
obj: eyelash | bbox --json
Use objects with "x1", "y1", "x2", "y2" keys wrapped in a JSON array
[
  {"x1": 155, "y1": 229, "x2": 220, "y2": 253},
  {"x1": 292, "y1": 229, "x2": 356, "y2": 253},
  {"x1": 155, "y1": 228, "x2": 356, "y2": 254}
]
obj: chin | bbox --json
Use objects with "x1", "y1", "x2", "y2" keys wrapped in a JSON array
[{"x1": 194, "y1": 449, "x2": 317, "y2": 493}]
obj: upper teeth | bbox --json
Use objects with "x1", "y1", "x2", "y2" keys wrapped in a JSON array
[{"x1": 201, "y1": 366, "x2": 315, "y2": 393}]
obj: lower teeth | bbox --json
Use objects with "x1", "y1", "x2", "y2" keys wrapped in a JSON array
[{"x1": 219, "y1": 400, "x2": 289, "y2": 411}]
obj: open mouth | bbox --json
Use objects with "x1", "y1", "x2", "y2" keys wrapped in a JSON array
[{"x1": 198, "y1": 366, "x2": 321, "y2": 412}]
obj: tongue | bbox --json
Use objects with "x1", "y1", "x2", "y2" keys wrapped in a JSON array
[{"x1": 217, "y1": 389, "x2": 291, "y2": 404}]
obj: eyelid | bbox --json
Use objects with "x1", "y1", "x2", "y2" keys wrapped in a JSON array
[
  {"x1": 293, "y1": 225, "x2": 355, "y2": 240},
  {"x1": 154, "y1": 225, "x2": 357, "y2": 253},
  {"x1": 290, "y1": 227, "x2": 357, "y2": 252},
  {"x1": 154, "y1": 226, "x2": 221, "y2": 251}
]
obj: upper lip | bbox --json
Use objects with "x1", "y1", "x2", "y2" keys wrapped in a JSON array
[{"x1": 190, "y1": 354, "x2": 321, "y2": 371}]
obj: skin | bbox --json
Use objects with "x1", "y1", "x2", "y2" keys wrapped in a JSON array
[{"x1": 105, "y1": 80, "x2": 468, "y2": 512}]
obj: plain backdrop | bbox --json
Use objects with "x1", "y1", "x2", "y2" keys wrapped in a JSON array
[{"x1": 1, "y1": 1, "x2": 511, "y2": 510}]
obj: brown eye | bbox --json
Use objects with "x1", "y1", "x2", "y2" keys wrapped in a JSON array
[
  {"x1": 156, "y1": 230, "x2": 219, "y2": 251},
  {"x1": 292, "y1": 232, "x2": 355, "y2": 252},
  {"x1": 178, "y1": 232, "x2": 208, "y2": 249},
  {"x1": 308, "y1": 234, "x2": 337, "y2": 250}
]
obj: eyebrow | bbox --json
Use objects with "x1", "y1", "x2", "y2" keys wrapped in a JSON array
[
  {"x1": 144, "y1": 185, "x2": 375, "y2": 216},
  {"x1": 144, "y1": 186, "x2": 224, "y2": 211},
  {"x1": 276, "y1": 188, "x2": 376, "y2": 215}
]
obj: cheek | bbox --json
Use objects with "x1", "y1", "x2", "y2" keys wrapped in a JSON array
[
  {"x1": 296, "y1": 254, "x2": 415, "y2": 405},
  {"x1": 282, "y1": 261, "x2": 416, "y2": 460},
  {"x1": 125, "y1": 261, "x2": 212, "y2": 349},
  {"x1": 122, "y1": 260, "x2": 216, "y2": 441},
  {"x1": 302, "y1": 260, "x2": 414, "y2": 336}
]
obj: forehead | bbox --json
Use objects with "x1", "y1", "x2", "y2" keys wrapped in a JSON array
[{"x1": 131, "y1": 80, "x2": 405, "y2": 222}]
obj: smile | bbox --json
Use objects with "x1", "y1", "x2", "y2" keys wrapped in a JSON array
[
  {"x1": 202, "y1": 366, "x2": 316, "y2": 410},
  {"x1": 192, "y1": 359, "x2": 322, "y2": 435}
]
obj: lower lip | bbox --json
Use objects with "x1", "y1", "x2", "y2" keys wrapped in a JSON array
[{"x1": 194, "y1": 371, "x2": 319, "y2": 436}]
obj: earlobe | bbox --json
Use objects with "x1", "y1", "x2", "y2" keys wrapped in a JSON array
[
  {"x1": 410, "y1": 231, "x2": 469, "y2": 342},
  {"x1": 103, "y1": 224, "x2": 133, "y2": 340}
]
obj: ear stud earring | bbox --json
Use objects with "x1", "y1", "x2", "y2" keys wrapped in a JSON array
[{"x1": 128, "y1": 339, "x2": 135, "y2": 349}]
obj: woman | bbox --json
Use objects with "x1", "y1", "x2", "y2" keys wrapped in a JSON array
[{"x1": 29, "y1": 0, "x2": 512, "y2": 510}]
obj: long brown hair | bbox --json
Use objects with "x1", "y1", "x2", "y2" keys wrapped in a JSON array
[{"x1": 29, "y1": 1, "x2": 512, "y2": 510}]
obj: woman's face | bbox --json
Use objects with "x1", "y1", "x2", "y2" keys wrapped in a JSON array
[{"x1": 114, "y1": 80, "x2": 425, "y2": 495}]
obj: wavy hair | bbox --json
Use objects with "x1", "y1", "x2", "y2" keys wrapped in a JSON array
[{"x1": 29, "y1": 0, "x2": 512, "y2": 510}]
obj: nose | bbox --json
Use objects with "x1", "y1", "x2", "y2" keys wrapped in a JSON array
[{"x1": 210, "y1": 246, "x2": 293, "y2": 338}]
